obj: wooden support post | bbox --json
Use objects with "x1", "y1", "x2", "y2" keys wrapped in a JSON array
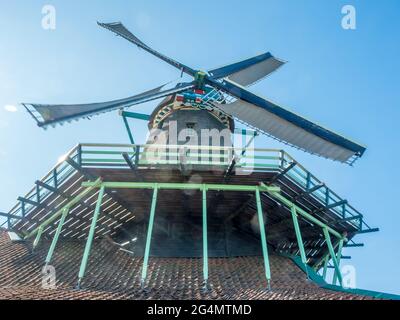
[
  {"x1": 45, "y1": 207, "x2": 69, "y2": 265},
  {"x1": 202, "y1": 185, "x2": 208, "y2": 286},
  {"x1": 122, "y1": 116, "x2": 135, "y2": 145},
  {"x1": 322, "y1": 255, "x2": 329, "y2": 280},
  {"x1": 141, "y1": 185, "x2": 158, "y2": 287},
  {"x1": 291, "y1": 206, "x2": 307, "y2": 265},
  {"x1": 323, "y1": 227, "x2": 343, "y2": 287},
  {"x1": 77, "y1": 185, "x2": 105, "y2": 288},
  {"x1": 332, "y1": 239, "x2": 344, "y2": 285},
  {"x1": 135, "y1": 146, "x2": 141, "y2": 167},
  {"x1": 33, "y1": 226, "x2": 44, "y2": 251},
  {"x1": 255, "y1": 187, "x2": 271, "y2": 289}
]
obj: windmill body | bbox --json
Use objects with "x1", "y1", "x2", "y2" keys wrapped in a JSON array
[{"x1": 146, "y1": 86, "x2": 234, "y2": 146}]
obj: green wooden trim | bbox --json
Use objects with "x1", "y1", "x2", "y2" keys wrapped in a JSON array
[
  {"x1": 291, "y1": 206, "x2": 307, "y2": 264},
  {"x1": 202, "y1": 186, "x2": 208, "y2": 284},
  {"x1": 322, "y1": 255, "x2": 329, "y2": 280},
  {"x1": 239, "y1": 163, "x2": 280, "y2": 168},
  {"x1": 141, "y1": 185, "x2": 159, "y2": 285},
  {"x1": 0, "y1": 212, "x2": 22, "y2": 220},
  {"x1": 261, "y1": 184, "x2": 344, "y2": 240},
  {"x1": 323, "y1": 227, "x2": 343, "y2": 286},
  {"x1": 122, "y1": 115, "x2": 135, "y2": 144},
  {"x1": 45, "y1": 207, "x2": 69, "y2": 264},
  {"x1": 82, "y1": 181, "x2": 280, "y2": 193},
  {"x1": 77, "y1": 185, "x2": 105, "y2": 286},
  {"x1": 121, "y1": 110, "x2": 151, "y2": 121},
  {"x1": 255, "y1": 187, "x2": 271, "y2": 286},
  {"x1": 241, "y1": 155, "x2": 280, "y2": 160},
  {"x1": 82, "y1": 150, "x2": 136, "y2": 155},
  {"x1": 137, "y1": 160, "x2": 232, "y2": 166},
  {"x1": 82, "y1": 158, "x2": 127, "y2": 163},
  {"x1": 333, "y1": 239, "x2": 344, "y2": 285},
  {"x1": 24, "y1": 178, "x2": 102, "y2": 240},
  {"x1": 140, "y1": 151, "x2": 234, "y2": 158},
  {"x1": 33, "y1": 226, "x2": 44, "y2": 250}
]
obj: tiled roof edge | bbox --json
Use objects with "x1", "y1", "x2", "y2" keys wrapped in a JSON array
[{"x1": 284, "y1": 253, "x2": 400, "y2": 300}]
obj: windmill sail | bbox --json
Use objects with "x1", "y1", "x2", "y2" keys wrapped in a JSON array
[
  {"x1": 21, "y1": 20, "x2": 366, "y2": 164},
  {"x1": 98, "y1": 22, "x2": 196, "y2": 76},
  {"x1": 208, "y1": 79, "x2": 365, "y2": 163},
  {"x1": 24, "y1": 82, "x2": 194, "y2": 128},
  {"x1": 208, "y1": 52, "x2": 285, "y2": 87}
]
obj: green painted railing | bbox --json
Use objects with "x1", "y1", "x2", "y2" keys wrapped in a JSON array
[
  {"x1": 2, "y1": 143, "x2": 371, "y2": 234},
  {"x1": 3, "y1": 145, "x2": 81, "y2": 229}
]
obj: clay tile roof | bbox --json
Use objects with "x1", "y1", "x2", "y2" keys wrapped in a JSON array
[{"x1": 0, "y1": 231, "x2": 377, "y2": 300}]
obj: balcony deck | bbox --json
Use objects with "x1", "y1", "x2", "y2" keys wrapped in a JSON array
[{"x1": 1, "y1": 143, "x2": 376, "y2": 269}]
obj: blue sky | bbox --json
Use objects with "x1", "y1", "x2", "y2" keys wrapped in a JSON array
[{"x1": 0, "y1": 0, "x2": 399, "y2": 294}]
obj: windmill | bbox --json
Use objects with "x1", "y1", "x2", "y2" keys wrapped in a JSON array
[
  {"x1": 0, "y1": 21, "x2": 381, "y2": 298},
  {"x1": 23, "y1": 21, "x2": 366, "y2": 165}
]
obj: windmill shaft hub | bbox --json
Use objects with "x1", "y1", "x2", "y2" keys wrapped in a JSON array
[{"x1": 194, "y1": 71, "x2": 208, "y2": 89}]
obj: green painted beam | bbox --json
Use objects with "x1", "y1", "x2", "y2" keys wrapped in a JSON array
[
  {"x1": 77, "y1": 185, "x2": 105, "y2": 287},
  {"x1": 141, "y1": 185, "x2": 159, "y2": 286},
  {"x1": 24, "y1": 178, "x2": 102, "y2": 240},
  {"x1": 313, "y1": 199, "x2": 348, "y2": 214},
  {"x1": 202, "y1": 185, "x2": 208, "y2": 285},
  {"x1": 82, "y1": 150, "x2": 136, "y2": 155},
  {"x1": 322, "y1": 255, "x2": 329, "y2": 280},
  {"x1": 290, "y1": 206, "x2": 307, "y2": 265},
  {"x1": 122, "y1": 116, "x2": 135, "y2": 145},
  {"x1": 323, "y1": 227, "x2": 343, "y2": 287},
  {"x1": 260, "y1": 183, "x2": 344, "y2": 240},
  {"x1": 0, "y1": 212, "x2": 23, "y2": 220},
  {"x1": 18, "y1": 196, "x2": 40, "y2": 208},
  {"x1": 356, "y1": 228, "x2": 379, "y2": 234},
  {"x1": 234, "y1": 128, "x2": 258, "y2": 136},
  {"x1": 313, "y1": 241, "x2": 340, "y2": 272},
  {"x1": 45, "y1": 207, "x2": 69, "y2": 265},
  {"x1": 340, "y1": 214, "x2": 363, "y2": 222},
  {"x1": 32, "y1": 226, "x2": 44, "y2": 250},
  {"x1": 121, "y1": 110, "x2": 151, "y2": 121},
  {"x1": 255, "y1": 187, "x2": 271, "y2": 287},
  {"x1": 345, "y1": 243, "x2": 364, "y2": 248},
  {"x1": 332, "y1": 238, "x2": 344, "y2": 285},
  {"x1": 81, "y1": 181, "x2": 280, "y2": 193},
  {"x1": 81, "y1": 180, "x2": 344, "y2": 266}
]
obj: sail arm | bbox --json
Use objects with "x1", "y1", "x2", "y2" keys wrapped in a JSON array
[
  {"x1": 23, "y1": 82, "x2": 194, "y2": 128},
  {"x1": 98, "y1": 22, "x2": 196, "y2": 77},
  {"x1": 206, "y1": 78, "x2": 366, "y2": 163},
  {"x1": 208, "y1": 52, "x2": 285, "y2": 86}
]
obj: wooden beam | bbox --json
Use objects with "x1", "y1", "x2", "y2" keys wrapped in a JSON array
[{"x1": 268, "y1": 162, "x2": 296, "y2": 186}]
